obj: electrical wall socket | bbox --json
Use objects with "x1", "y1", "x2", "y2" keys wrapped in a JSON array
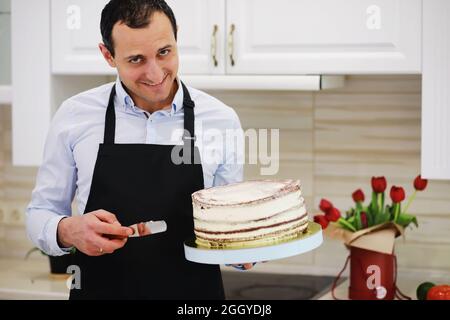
[
  {"x1": 0, "y1": 206, "x2": 5, "y2": 225},
  {"x1": 0, "y1": 206, "x2": 5, "y2": 240},
  {"x1": 4, "y1": 202, "x2": 27, "y2": 227}
]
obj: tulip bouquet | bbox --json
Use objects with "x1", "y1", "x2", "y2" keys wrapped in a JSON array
[
  {"x1": 314, "y1": 175, "x2": 428, "y2": 300},
  {"x1": 314, "y1": 175, "x2": 428, "y2": 232}
]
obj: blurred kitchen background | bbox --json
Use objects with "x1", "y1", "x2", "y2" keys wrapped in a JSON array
[{"x1": 0, "y1": 0, "x2": 449, "y2": 299}]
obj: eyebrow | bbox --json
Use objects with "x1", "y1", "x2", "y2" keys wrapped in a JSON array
[{"x1": 124, "y1": 45, "x2": 173, "y2": 60}]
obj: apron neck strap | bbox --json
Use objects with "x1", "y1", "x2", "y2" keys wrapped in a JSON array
[
  {"x1": 104, "y1": 84, "x2": 117, "y2": 145},
  {"x1": 181, "y1": 82, "x2": 196, "y2": 151},
  {"x1": 103, "y1": 80, "x2": 196, "y2": 146}
]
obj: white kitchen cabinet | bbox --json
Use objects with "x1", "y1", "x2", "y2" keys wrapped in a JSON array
[
  {"x1": 12, "y1": 0, "x2": 112, "y2": 166},
  {"x1": 421, "y1": 0, "x2": 450, "y2": 180},
  {"x1": 12, "y1": 0, "x2": 52, "y2": 166},
  {"x1": 12, "y1": 0, "x2": 450, "y2": 179},
  {"x1": 226, "y1": 0, "x2": 422, "y2": 74},
  {"x1": 166, "y1": 0, "x2": 225, "y2": 74},
  {"x1": 51, "y1": 0, "x2": 111, "y2": 74},
  {"x1": 51, "y1": 0, "x2": 224, "y2": 75},
  {"x1": 51, "y1": 0, "x2": 421, "y2": 75}
]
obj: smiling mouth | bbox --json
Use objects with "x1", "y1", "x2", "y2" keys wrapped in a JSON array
[{"x1": 140, "y1": 74, "x2": 168, "y2": 88}]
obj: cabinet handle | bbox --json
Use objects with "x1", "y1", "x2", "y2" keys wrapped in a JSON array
[
  {"x1": 211, "y1": 25, "x2": 218, "y2": 67},
  {"x1": 228, "y1": 24, "x2": 236, "y2": 67}
]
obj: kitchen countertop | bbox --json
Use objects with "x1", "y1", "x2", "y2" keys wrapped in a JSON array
[
  {"x1": 1, "y1": 256, "x2": 333, "y2": 300},
  {"x1": 319, "y1": 273, "x2": 450, "y2": 300},
  {"x1": 0, "y1": 257, "x2": 69, "y2": 300},
  {"x1": 1, "y1": 256, "x2": 448, "y2": 300}
]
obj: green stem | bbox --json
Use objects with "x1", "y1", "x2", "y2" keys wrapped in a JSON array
[
  {"x1": 403, "y1": 190, "x2": 417, "y2": 215},
  {"x1": 338, "y1": 218, "x2": 357, "y2": 232},
  {"x1": 371, "y1": 191, "x2": 377, "y2": 214},
  {"x1": 378, "y1": 193, "x2": 383, "y2": 214},
  {"x1": 355, "y1": 208, "x2": 362, "y2": 230},
  {"x1": 356, "y1": 202, "x2": 362, "y2": 212},
  {"x1": 393, "y1": 203, "x2": 401, "y2": 223}
]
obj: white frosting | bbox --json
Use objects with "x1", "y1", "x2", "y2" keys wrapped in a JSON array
[{"x1": 192, "y1": 179, "x2": 299, "y2": 206}]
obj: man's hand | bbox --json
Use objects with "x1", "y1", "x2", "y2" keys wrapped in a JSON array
[
  {"x1": 57, "y1": 209, "x2": 134, "y2": 256},
  {"x1": 227, "y1": 263, "x2": 257, "y2": 270}
]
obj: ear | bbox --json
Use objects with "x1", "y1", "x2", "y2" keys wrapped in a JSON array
[{"x1": 99, "y1": 43, "x2": 117, "y2": 68}]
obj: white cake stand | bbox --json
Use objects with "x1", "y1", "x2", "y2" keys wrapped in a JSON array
[{"x1": 184, "y1": 221, "x2": 323, "y2": 265}]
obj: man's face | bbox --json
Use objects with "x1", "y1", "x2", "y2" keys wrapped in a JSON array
[{"x1": 100, "y1": 12, "x2": 179, "y2": 110}]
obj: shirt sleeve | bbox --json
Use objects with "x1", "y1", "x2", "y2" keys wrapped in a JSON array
[
  {"x1": 212, "y1": 109, "x2": 244, "y2": 187},
  {"x1": 25, "y1": 101, "x2": 77, "y2": 256}
]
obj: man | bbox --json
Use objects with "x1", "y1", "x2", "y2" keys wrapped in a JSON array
[{"x1": 26, "y1": 0, "x2": 253, "y2": 300}]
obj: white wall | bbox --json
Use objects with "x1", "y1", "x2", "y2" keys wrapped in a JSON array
[
  {"x1": 1, "y1": 75, "x2": 450, "y2": 279},
  {"x1": 212, "y1": 75, "x2": 450, "y2": 278},
  {"x1": 0, "y1": 0, "x2": 11, "y2": 85}
]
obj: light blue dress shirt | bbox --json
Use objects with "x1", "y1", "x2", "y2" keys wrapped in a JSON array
[{"x1": 26, "y1": 77, "x2": 243, "y2": 256}]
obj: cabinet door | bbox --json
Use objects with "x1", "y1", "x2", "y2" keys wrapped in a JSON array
[
  {"x1": 226, "y1": 0, "x2": 421, "y2": 75},
  {"x1": 422, "y1": 0, "x2": 450, "y2": 179},
  {"x1": 167, "y1": 0, "x2": 225, "y2": 75},
  {"x1": 51, "y1": 0, "x2": 225, "y2": 75},
  {"x1": 51, "y1": 0, "x2": 112, "y2": 74}
]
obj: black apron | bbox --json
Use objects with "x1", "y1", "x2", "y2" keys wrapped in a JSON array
[{"x1": 69, "y1": 82, "x2": 225, "y2": 300}]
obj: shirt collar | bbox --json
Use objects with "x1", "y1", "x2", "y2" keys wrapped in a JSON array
[{"x1": 114, "y1": 76, "x2": 184, "y2": 116}]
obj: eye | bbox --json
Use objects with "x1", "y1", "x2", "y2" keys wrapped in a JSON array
[
  {"x1": 129, "y1": 57, "x2": 143, "y2": 64},
  {"x1": 159, "y1": 49, "x2": 170, "y2": 57}
]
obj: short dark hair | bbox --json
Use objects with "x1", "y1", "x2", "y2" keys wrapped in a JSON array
[{"x1": 100, "y1": 0, "x2": 177, "y2": 57}]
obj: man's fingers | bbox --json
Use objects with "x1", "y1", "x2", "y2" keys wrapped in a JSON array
[
  {"x1": 138, "y1": 223, "x2": 144, "y2": 235},
  {"x1": 228, "y1": 262, "x2": 256, "y2": 270},
  {"x1": 243, "y1": 263, "x2": 254, "y2": 270},
  {"x1": 93, "y1": 235, "x2": 127, "y2": 254},
  {"x1": 108, "y1": 237, "x2": 128, "y2": 248},
  {"x1": 93, "y1": 210, "x2": 119, "y2": 224},
  {"x1": 95, "y1": 221, "x2": 133, "y2": 237}
]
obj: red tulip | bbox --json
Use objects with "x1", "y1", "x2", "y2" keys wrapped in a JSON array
[
  {"x1": 325, "y1": 207, "x2": 341, "y2": 222},
  {"x1": 371, "y1": 176, "x2": 387, "y2": 193},
  {"x1": 390, "y1": 186, "x2": 406, "y2": 203},
  {"x1": 314, "y1": 215, "x2": 329, "y2": 230},
  {"x1": 414, "y1": 175, "x2": 428, "y2": 191},
  {"x1": 361, "y1": 212, "x2": 368, "y2": 228},
  {"x1": 319, "y1": 199, "x2": 333, "y2": 214},
  {"x1": 352, "y1": 189, "x2": 365, "y2": 202}
]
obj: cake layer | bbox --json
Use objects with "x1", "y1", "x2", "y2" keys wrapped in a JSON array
[
  {"x1": 194, "y1": 203, "x2": 307, "y2": 233},
  {"x1": 195, "y1": 220, "x2": 309, "y2": 249},
  {"x1": 195, "y1": 214, "x2": 309, "y2": 243},
  {"x1": 193, "y1": 179, "x2": 303, "y2": 223}
]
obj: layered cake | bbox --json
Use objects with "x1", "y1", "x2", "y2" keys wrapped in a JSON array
[{"x1": 191, "y1": 179, "x2": 309, "y2": 248}]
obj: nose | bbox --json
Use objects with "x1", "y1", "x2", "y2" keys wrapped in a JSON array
[{"x1": 144, "y1": 59, "x2": 165, "y2": 84}]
